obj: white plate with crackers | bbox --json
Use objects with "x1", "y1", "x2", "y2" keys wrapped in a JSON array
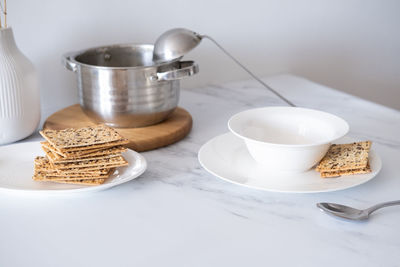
[
  {"x1": 0, "y1": 126, "x2": 147, "y2": 194},
  {"x1": 198, "y1": 133, "x2": 382, "y2": 193}
]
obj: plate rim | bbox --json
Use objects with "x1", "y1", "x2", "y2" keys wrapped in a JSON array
[
  {"x1": 0, "y1": 141, "x2": 147, "y2": 195},
  {"x1": 198, "y1": 132, "x2": 382, "y2": 193}
]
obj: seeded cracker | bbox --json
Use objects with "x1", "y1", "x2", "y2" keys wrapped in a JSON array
[
  {"x1": 316, "y1": 141, "x2": 371, "y2": 172},
  {"x1": 34, "y1": 124, "x2": 129, "y2": 186},
  {"x1": 42, "y1": 145, "x2": 124, "y2": 164},
  {"x1": 39, "y1": 124, "x2": 125, "y2": 150},
  {"x1": 34, "y1": 156, "x2": 111, "y2": 176},
  {"x1": 47, "y1": 179, "x2": 106, "y2": 185},
  {"x1": 33, "y1": 170, "x2": 114, "y2": 181},
  {"x1": 316, "y1": 141, "x2": 372, "y2": 178},
  {"x1": 53, "y1": 156, "x2": 128, "y2": 170},
  {"x1": 320, "y1": 163, "x2": 371, "y2": 178},
  {"x1": 56, "y1": 139, "x2": 129, "y2": 153},
  {"x1": 42, "y1": 143, "x2": 127, "y2": 161},
  {"x1": 34, "y1": 168, "x2": 115, "y2": 180}
]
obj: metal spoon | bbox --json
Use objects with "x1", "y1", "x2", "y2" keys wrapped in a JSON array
[
  {"x1": 317, "y1": 201, "x2": 400, "y2": 220},
  {"x1": 153, "y1": 28, "x2": 295, "y2": 107}
]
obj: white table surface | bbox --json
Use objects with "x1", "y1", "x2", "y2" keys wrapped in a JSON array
[{"x1": 0, "y1": 74, "x2": 399, "y2": 267}]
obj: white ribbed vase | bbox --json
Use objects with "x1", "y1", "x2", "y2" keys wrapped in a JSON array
[{"x1": 0, "y1": 27, "x2": 40, "y2": 145}]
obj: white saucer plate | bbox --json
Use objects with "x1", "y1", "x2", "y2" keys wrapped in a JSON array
[
  {"x1": 0, "y1": 141, "x2": 147, "y2": 194},
  {"x1": 198, "y1": 133, "x2": 382, "y2": 193}
]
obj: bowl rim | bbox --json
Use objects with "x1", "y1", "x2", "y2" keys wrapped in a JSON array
[{"x1": 227, "y1": 106, "x2": 350, "y2": 148}]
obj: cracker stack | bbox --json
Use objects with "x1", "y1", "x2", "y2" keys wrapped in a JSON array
[
  {"x1": 316, "y1": 141, "x2": 372, "y2": 178},
  {"x1": 33, "y1": 125, "x2": 129, "y2": 185}
]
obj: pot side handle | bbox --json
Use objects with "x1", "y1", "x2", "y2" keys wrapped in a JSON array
[
  {"x1": 156, "y1": 61, "x2": 199, "y2": 81},
  {"x1": 62, "y1": 52, "x2": 78, "y2": 72}
]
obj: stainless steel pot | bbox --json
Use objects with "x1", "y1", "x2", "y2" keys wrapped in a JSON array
[{"x1": 63, "y1": 44, "x2": 198, "y2": 128}]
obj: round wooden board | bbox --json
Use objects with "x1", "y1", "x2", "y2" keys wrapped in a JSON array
[{"x1": 43, "y1": 104, "x2": 192, "y2": 152}]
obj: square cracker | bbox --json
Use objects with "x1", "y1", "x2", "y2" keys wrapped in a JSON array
[
  {"x1": 320, "y1": 163, "x2": 371, "y2": 178},
  {"x1": 316, "y1": 141, "x2": 371, "y2": 172},
  {"x1": 34, "y1": 156, "x2": 110, "y2": 175},
  {"x1": 41, "y1": 142, "x2": 105, "y2": 158},
  {"x1": 42, "y1": 139, "x2": 129, "y2": 156},
  {"x1": 33, "y1": 168, "x2": 115, "y2": 181},
  {"x1": 33, "y1": 173, "x2": 110, "y2": 181},
  {"x1": 39, "y1": 125, "x2": 125, "y2": 150},
  {"x1": 34, "y1": 168, "x2": 111, "y2": 177},
  {"x1": 42, "y1": 142, "x2": 127, "y2": 161},
  {"x1": 37, "y1": 178, "x2": 107, "y2": 185},
  {"x1": 52, "y1": 155, "x2": 128, "y2": 170},
  {"x1": 59, "y1": 139, "x2": 129, "y2": 153},
  {"x1": 34, "y1": 172, "x2": 110, "y2": 179},
  {"x1": 42, "y1": 145, "x2": 124, "y2": 164}
]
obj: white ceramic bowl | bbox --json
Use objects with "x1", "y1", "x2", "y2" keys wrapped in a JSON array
[{"x1": 228, "y1": 107, "x2": 349, "y2": 173}]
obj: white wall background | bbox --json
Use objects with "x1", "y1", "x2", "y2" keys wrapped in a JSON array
[{"x1": 7, "y1": 0, "x2": 400, "y2": 120}]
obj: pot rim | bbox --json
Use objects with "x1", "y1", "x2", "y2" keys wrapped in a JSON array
[{"x1": 64, "y1": 43, "x2": 182, "y2": 70}]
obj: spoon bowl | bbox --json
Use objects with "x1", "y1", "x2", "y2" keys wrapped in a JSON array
[
  {"x1": 317, "y1": 200, "x2": 400, "y2": 221},
  {"x1": 317, "y1": 203, "x2": 369, "y2": 220},
  {"x1": 153, "y1": 28, "x2": 202, "y2": 63}
]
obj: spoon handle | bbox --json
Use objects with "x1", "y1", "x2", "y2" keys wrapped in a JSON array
[
  {"x1": 201, "y1": 35, "x2": 296, "y2": 107},
  {"x1": 367, "y1": 200, "x2": 400, "y2": 215}
]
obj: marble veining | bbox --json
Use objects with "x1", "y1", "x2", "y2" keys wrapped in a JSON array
[{"x1": 0, "y1": 74, "x2": 399, "y2": 267}]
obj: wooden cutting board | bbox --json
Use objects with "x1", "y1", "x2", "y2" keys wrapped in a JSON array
[{"x1": 43, "y1": 104, "x2": 192, "y2": 152}]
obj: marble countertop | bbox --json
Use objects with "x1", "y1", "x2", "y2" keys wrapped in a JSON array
[{"x1": 0, "y1": 74, "x2": 399, "y2": 267}]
